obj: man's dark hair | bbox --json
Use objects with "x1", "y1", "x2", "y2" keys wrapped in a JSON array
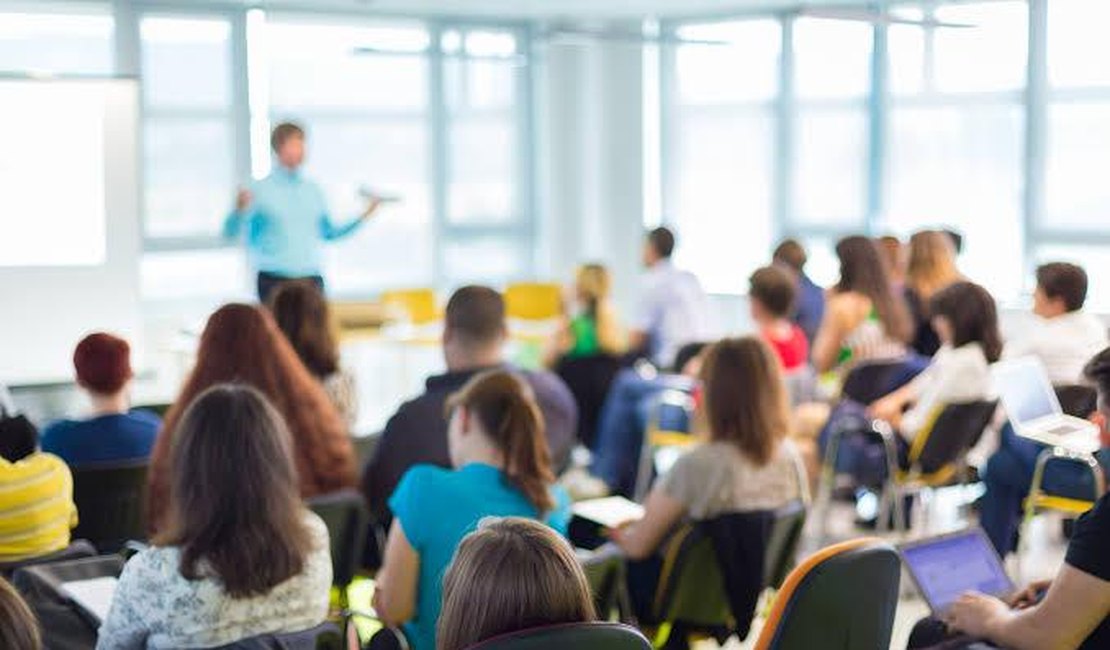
[
  {"x1": 446, "y1": 286, "x2": 507, "y2": 346},
  {"x1": 270, "y1": 122, "x2": 305, "y2": 152},
  {"x1": 1036, "y1": 262, "x2": 1088, "y2": 313},
  {"x1": 772, "y1": 239, "x2": 807, "y2": 273},
  {"x1": 647, "y1": 227, "x2": 676, "y2": 259},
  {"x1": 672, "y1": 341, "x2": 709, "y2": 374},
  {"x1": 1083, "y1": 348, "x2": 1110, "y2": 414},
  {"x1": 749, "y1": 266, "x2": 798, "y2": 319}
]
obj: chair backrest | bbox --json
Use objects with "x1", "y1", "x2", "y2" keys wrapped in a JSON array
[
  {"x1": 465, "y1": 622, "x2": 650, "y2": 650},
  {"x1": 307, "y1": 489, "x2": 369, "y2": 589},
  {"x1": 71, "y1": 459, "x2": 150, "y2": 552},
  {"x1": 554, "y1": 354, "x2": 623, "y2": 448},
  {"x1": 212, "y1": 622, "x2": 344, "y2": 650},
  {"x1": 754, "y1": 538, "x2": 901, "y2": 650},
  {"x1": 504, "y1": 283, "x2": 563, "y2": 321},
  {"x1": 380, "y1": 288, "x2": 440, "y2": 326},
  {"x1": 1054, "y1": 384, "x2": 1098, "y2": 419},
  {"x1": 0, "y1": 540, "x2": 97, "y2": 578},
  {"x1": 763, "y1": 500, "x2": 808, "y2": 590},
  {"x1": 841, "y1": 358, "x2": 925, "y2": 405},
  {"x1": 578, "y1": 549, "x2": 626, "y2": 621},
  {"x1": 910, "y1": 400, "x2": 999, "y2": 477}
]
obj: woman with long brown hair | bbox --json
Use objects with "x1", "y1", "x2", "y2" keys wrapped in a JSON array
[
  {"x1": 437, "y1": 518, "x2": 596, "y2": 650},
  {"x1": 98, "y1": 385, "x2": 332, "y2": 648},
  {"x1": 609, "y1": 337, "x2": 806, "y2": 621},
  {"x1": 812, "y1": 235, "x2": 913, "y2": 373},
  {"x1": 372, "y1": 370, "x2": 570, "y2": 650},
  {"x1": 904, "y1": 230, "x2": 963, "y2": 357},
  {"x1": 269, "y1": 280, "x2": 359, "y2": 427},
  {"x1": 147, "y1": 303, "x2": 355, "y2": 532}
]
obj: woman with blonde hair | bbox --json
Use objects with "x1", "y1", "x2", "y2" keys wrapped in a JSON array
[
  {"x1": 904, "y1": 230, "x2": 962, "y2": 357},
  {"x1": 437, "y1": 518, "x2": 595, "y2": 650},
  {"x1": 546, "y1": 263, "x2": 624, "y2": 366}
]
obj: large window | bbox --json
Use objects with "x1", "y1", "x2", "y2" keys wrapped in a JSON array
[{"x1": 0, "y1": 3, "x2": 113, "y2": 75}]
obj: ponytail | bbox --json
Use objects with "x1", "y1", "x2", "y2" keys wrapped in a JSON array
[{"x1": 446, "y1": 371, "x2": 555, "y2": 514}]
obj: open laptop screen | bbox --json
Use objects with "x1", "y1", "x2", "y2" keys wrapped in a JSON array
[
  {"x1": 993, "y1": 358, "x2": 1059, "y2": 425},
  {"x1": 902, "y1": 529, "x2": 1014, "y2": 615}
]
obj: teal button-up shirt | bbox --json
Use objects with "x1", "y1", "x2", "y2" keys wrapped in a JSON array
[{"x1": 223, "y1": 167, "x2": 363, "y2": 277}]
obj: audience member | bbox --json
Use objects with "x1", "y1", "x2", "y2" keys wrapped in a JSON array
[
  {"x1": 1006, "y1": 262, "x2": 1107, "y2": 384},
  {"x1": 610, "y1": 337, "x2": 804, "y2": 621},
  {"x1": 147, "y1": 304, "x2": 355, "y2": 532},
  {"x1": 749, "y1": 266, "x2": 809, "y2": 373},
  {"x1": 903, "y1": 231, "x2": 963, "y2": 357},
  {"x1": 812, "y1": 236, "x2": 913, "y2": 374},
  {"x1": 0, "y1": 442, "x2": 76, "y2": 563},
  {"x1": 545, "y1": 263, "x2": 624, "y2": 365},
  {"x1": 437, "y1": 517, "x2": 596, "y2": 650},
  {"x1": 586, "y1": 342, "x2": 708, "y2": 497},
  {"x1": 40, "y1": 333, "x2": 160, "y2": 466},
  {"x1": 628, "y1": 227, "x2": 712, "y2": 369},
  {"x1": 0, "y1": 577, "x2": 41, "y2": 650},
  {"x1": 773, "y1": 239, "x2": 825, "y2": 345},
  {"x1": 980, "y1": 347, "x2": 1110, "y2": 556},
  {"x1": 0, "y1": 384, "x2": 37, "y2": 464},
  {"x1": 98, "y1": 385, "x2": 331, "y2": 648},
  {"x1": 362, "y1": 286, "x2": 576, "y2": 521},
  {"x1": 268, "y1": 280, "x2": 359, "y2": 428},
  {"x1": 372, "y1": 371, "x2": 570, "y2": 650},
  {"x1": 875, "y1": 235, "x2": 906, "y2": 289}
]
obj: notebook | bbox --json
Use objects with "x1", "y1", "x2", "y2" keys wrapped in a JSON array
[
  {"x1": 61, "y1": 576, "x2": 118, "y2": 623},
  {"x1": 571, "y1": 496, "x2": 645, "y2": 529}
]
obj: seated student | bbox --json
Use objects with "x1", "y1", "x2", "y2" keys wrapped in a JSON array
[
  {"x1": 586, "y1": 342, "x2": 708, "y2": 498},
  {"x1": 875, "y1": 235, "x2": 906, "y2": 290},
  {"x1": 372, "y1": 371, "x2": 571, "y2": 650},
  {"x1": 628, "y1": 227, "x2": 713, "y2": 369},
  {"x1": 812, "y1": 236, "x2": 913, "y2": 375},
  {"x1": 40, "y1": 333, "x2": 160, "y2": 466},
  {"x1": 1006, "y1": 262, "x2": 1107, "y2": 385},
  {"x1": 609, "y1": 337, "x2": 804, "y2": 621},
  {"x1": 362, "y1": 286, "x2": 577, "y2": 521},
  {"x1": 903, "y1": 230, "x2": 963, "y2": 358},
  {"x1": 749, "y1": 266, "x2": 809, "y2": 374},
  {"x1": 0, "y1": 577, "x2": 41, "y2": 650},
  {"x1": 147, "y1": 304, "x2": 355, "y2": 533},
  {"x1": 0, "y1": 444, "x2": 77, "y2": 563},
  {"x1": 773, "y1": 239, "x2": 825, "y2": 346},
  {"x1": 97, "y1": 385, "x2": 332, "y2": 649},
  {"x1": 269, "y1": 280, "x2": 359, "y2": 428},
  {"x1": 544, "y1": 263, "x2": 625, "y2": 366},
  {"x1": 0, "y1": 383, "x2": 37, "y2": 464},
  {"x1": 980, "y1": 347, "x2": 1110, "y2": 556},
  {"x1": 437, "y1": 517, "x2": 596, "y2": 650}
]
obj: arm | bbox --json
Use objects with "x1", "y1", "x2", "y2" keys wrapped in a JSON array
[
  {"x1": 868, "y1": 381, "x2": 919, "y2": 429},
  {"x1": 373, "y1": 519, "x2": 421, "y2": 627},
  {"x1": 95, "y1": 561, "x2": 149, "y2": 649},
  {"x1": 222, "y1": 188, "x2": 255, "y2": 241},
  {"x1": 947, "y1": 565, "x2": 1110, "y2": 650},
  {"x1": 319, "y1": 197, "x2": 383, "y2": 241},
  {"x1": 609, "y1": 486, "x2": 687, "y2": 561}
]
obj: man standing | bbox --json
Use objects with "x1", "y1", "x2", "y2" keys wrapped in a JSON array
[{"x1": 224, "y1": 122, "x2": 382, "y2": 303}]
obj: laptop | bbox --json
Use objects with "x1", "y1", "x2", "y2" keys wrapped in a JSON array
[
  {"x1": 900, "y1": 528, "x2": 1014, "y2": 616},
  {"x1": 992, "y1": 356, "x2": 1100, "y2": 453}
]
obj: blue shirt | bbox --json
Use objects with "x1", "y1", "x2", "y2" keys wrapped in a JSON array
[
  {"x1": 794, "y1": 273, "x2": 826, "y2": 346},
  {"x1": 222, "y1": 167, "x2": 363, "y2": 277},
  {"x1": 40, "y1": 410, "x2": 160, "y2": 467},
  {"x1": 388, "y1": 463, "x2": 570, "y2": 650}
]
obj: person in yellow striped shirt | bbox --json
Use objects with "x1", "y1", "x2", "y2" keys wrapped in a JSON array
[{"x1": 0, "y1": 451, "x2": 77, "y2": 562}]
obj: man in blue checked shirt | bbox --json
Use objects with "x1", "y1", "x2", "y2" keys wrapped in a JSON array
[{"x1": 224, "y1": 122, "x2": 383, "y2": 303}]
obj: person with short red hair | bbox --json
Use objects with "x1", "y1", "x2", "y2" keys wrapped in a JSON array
[{"x1": 40, "y1": 333, "x2": 160, "y2": 466}]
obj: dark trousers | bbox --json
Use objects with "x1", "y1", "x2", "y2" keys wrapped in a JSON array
[{"x1": 256, "y1": 271, "x2": 324, "y2": 305}]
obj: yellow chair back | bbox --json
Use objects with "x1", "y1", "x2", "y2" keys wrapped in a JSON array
[
  {"x1": 505, "y1": 282, "x2": 563, "y2": 321},
  {"x1": 380, "y1": 289, "x2": 440, "y2": 326}
]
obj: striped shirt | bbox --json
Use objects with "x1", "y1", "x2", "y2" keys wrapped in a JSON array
[{"x1": 0, "y1": 453, "x2": 77, "y2": 562}]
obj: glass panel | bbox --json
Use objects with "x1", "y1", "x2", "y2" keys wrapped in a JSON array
[
  {"x1": 794, "y1": 17, "x2": 872, "y2": 100},
  {"x1": 443, "y1": 238, "x2": 525, "y2": 285},
  {"x1": 1044, "y1": 102, "x2": 1110, "y2": 231},
  {"x1": 143, "y1": 117, "x2": 235, "y2": 238},
  {"x1": 141, "y1": 17, "x2": 231, "y2": 109},
  {"x1": 675, "y1": 20, "x2": 781, "y2": 104},
  {"x1": 933, "y1": 1, "x2": 1027, "y2": 93},
  {"x1": 884, "y1": 104, "x2": 1024, "y2": 300},
  {"x1": 1048, "y1": 0, "x2": 1110, "y2": 88},
  {"x1": 888, "y1": 20, "x2": 926, "y2": 96},
  {"x1": 670, "y1": 108, "x2": 774, "y2": 294},
  {"x1": 0, "y1": 9, "x2": 113, "y2": 75},
  {"x1": 796, "y1": 237, "x2": 839, "y2": 289},
  {"x1": 141, "y1": 249, "x2": 249, "y2": 301},
  {"x1": 448, "y1": 116, "x2": 516, "y2": 223},
  {"x1": 445, "y1": 56, "x2": 515, "y2": 112},
  {"x1": 1033, "y1": 245, "x2": 1110, "y2": 311},
  {"x1": 793, "y1": 108, "x2": 868, "y2": 225},
  {"x1": 465, "y1": 31, "x2": 516, "y2": 57}
]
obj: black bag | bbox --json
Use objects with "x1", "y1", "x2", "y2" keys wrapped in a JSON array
[{"x1": 0, "y1": 400, "x2": 38, "y2": 462}]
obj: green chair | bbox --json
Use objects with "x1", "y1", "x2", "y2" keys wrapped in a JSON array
[
  {"x1": 307, "y1": 489, "x2": 370, "y2": 613},
  {"x1": 464, "y1": 622, "x2": 650, "y2": 650},
  {"x1": 579, "y1": 547, "x2": 632, "y2": 622}
]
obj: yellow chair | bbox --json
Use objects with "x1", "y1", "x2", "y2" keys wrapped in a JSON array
[
  {"x1": 380, "y1": 288, "x2": 440, "y2": 326},
  {"x1": 505, "y1": 282, "x2": 563, "y2": 321},
  {"x1": 634, "y1": 389, "x2": 698, "y2": 501}
]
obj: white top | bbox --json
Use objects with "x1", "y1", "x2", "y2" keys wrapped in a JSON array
[
  {"x1": 901, "y1": 343, "x2": 994, "y2": 442},
  {"x1": 1005, "y1": 311, "x2": 1107, "y2": 385},
  {"x1": 96, "y1": 512, "x2": 332, "y2": 650},
  {"x1": 633, "y1": 260, "x2": 713, "y2": 369}
]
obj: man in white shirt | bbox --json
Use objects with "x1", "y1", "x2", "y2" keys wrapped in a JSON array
[
  {"x1": 1007, "y1": 262, "x2": 1107, "y2": 384},
  {"x1": 628, "y1": 227, "x2": 713, "y2": 369}
]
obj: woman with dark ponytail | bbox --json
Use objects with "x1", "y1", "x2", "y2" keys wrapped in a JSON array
[{"x1": 372, "y1": 370, "x2": 570, "y2": 650}]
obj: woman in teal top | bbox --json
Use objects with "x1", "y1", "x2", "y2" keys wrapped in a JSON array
[{"x1": 372, "y1": 370, "x2": 571, "y2": 650}]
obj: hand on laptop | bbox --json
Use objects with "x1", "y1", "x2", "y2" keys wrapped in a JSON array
[
  {"x1": 944, "y1": 591, "x2": 1013, "y2": 639},
  {"x1": 1008, "y1": 579, "x2": 1052, "y2": 610}
]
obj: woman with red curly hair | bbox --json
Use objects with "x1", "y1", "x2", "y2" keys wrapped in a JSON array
[{"x1": 147, "y1": 303, "x2": 355, "y2": 532}]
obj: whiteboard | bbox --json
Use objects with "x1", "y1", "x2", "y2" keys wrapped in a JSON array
[{"x1": 0, "y1": 78, "x2": 141, "y2": 384}]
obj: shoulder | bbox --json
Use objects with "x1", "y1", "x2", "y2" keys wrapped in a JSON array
[
  {"x1": 301, "y1": 510, "x2": 331, "y2": 549},
  {"x1": 520, "y1": 369, "x2": 573, "y2": 401},
  {"x1": 40, "y1": 419, "x2": 76, "y2": 441},
  {"x1": 395, "y1": 464, "x2": 451, "y2": 498},
  {"x1": 128, "y1": 410, "x2": 163, "y2": 428}
]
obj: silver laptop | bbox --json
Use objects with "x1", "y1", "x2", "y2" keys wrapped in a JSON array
[{"x1": 992, "y1": 356, "x2": 1100, "y2": 453}]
